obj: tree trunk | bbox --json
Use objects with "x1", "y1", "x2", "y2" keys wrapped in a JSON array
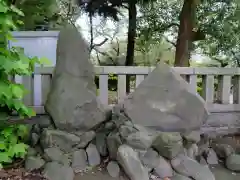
[
  {"x1": 125, "y1": 1, "x2": 137, "y2": 94},
  {"x1": 174, "y1": 0, "x2": 196, "y2": 67}
]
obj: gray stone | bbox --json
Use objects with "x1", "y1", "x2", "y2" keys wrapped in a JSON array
[
  {"x1": 43, "y1": 162, "x2": 74, "y2": 180},
  {"x1": 86, "y1": 143, "x2": 101, "y2": 166},
  {"x1": 182, "y1": 131, "x2": 201, "y2": 143},
  {"x1": 206, "y1": 148, "x2": 218, "y2": 165},
  {"x1": 45, "y1": 24, "x2": 106, "y2": 131},
  {"x1": 77, "y1": 131, "x2": 96, "y2": 148},
  {"x1": 171, "y1": 154, "x2": 215, "y2": 180},
  {"x1": 199, "y1": 156, "x2": 208, "y2": 166},
  {"x1": 38, "y1": 116, "x2": 52, "y2": 128},
  {"x1": 172, "y1": 173, "x2": 192, "y2": 180},
  {"x1": 140, "y1": 148, "x2": 159, "y2": 170},
  {"x1": 152, "y1": 132, "x2": 183, "y2": 159},
  {"x1": 71, "y1": 149, "x2": 88, "y2": 172},
  {"x1": 107, "y1": 132, "x2": 123, "y2": 160},
  {"x1": 40, "y1": 129, "x2": 80, "y2": 153},
  {"x1": 122, "y1": 62, "x2": 209, "y2": 132},
  {"x1": 25, "y1": 156, "x2": 45, "y2": 171},
  {"x1": 119, "y1": 125, "x2": 137, "y2": 139},
  {"x1": 212, "y1": 144, "x2": 234, "y2": 159},
  {"x1": 27, "y1": 147, "x2": 37, "y2": 157},
  {"x1": 95, "y1": 132, "x2": 108, "y2": 156},
  {"x1": 31, "y1": 133, "x2": 40, "y2": 146},
  {"x1": 107, "y1": 161, "x2": 120, "y2": 178},
  {"x1": 126, "y1": 131, "x2": 157, "y2": 150},
  {"x1": 226, "y1": 154, "x2": 240, "y2": 171},
  {"x1": 186, "y1": 144, "x2": 198, "y2": 159},
  {"x1": 117, "y1": 145, "x2": 149, "y2": 180},
  {"x1": 44, "y1": 147, "x2": 69, "y2": 165},
  {"x1": 153, "y1": 156, "x2": 173, "y2": 178}
]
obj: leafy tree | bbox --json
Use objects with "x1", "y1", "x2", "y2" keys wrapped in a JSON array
[{"x1": 137, "y1": 0, "x2": 240, "y2": 67}]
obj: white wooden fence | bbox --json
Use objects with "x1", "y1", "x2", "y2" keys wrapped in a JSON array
[{"x1": 13, "y1": 66, "x2": 240, "y2": 115}]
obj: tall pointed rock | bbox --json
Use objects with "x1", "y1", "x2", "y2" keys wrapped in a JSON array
[
  {"x1": 122, "y1": 62, "x2": 209, "y2": 132},
  {"x1": 45, "y1": 25, "x2": 106, "y2": 131}
]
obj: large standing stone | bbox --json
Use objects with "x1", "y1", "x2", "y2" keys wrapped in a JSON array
[
  {"x1": 122, "y1": 63, "x2": 209, "y2": 131},
  {"x1": 45, "y1": 24, "x2": 106, "y2": 131}
]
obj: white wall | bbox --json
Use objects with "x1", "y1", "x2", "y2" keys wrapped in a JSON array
[{"x1": 8, "y1": 31, "x2": 59, "y2": 106}]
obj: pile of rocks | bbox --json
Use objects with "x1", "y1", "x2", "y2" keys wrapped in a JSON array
[
  {"x1": 24, "y1": 25, "x2": 240, "y2": 180},
  {"x1": 26, "y1": 112, "x2": 240, "y2": 180}
]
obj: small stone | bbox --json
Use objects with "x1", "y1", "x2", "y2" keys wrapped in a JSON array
[
  {"x1": 226, "y1": 154, "x2": 240, "y2": 171},
  {"x1": 182, "y1": 131, "x2": 201, "y2": 143},
  {"x1": 172, "y1": 173, "x2": 192, "y2": 180},
  {"x1": 171, "y1": 154, "x2": 215, "y2": 180},
  {"x1": 107, "y1": 161, "x2": 120, "y2": 178},
  {"x1": 117, "y1": 145, "x2": 149, "y2": 180},
  {"x1": 25, "y1": 156, "x2": 45, "y2": 171},
  {"x1": 86, "y1": 144, "x2": 101, "y2": 166},
  {"x1": 40, "y1": 129, "x2": 80, "y2": 153},
  {"x1": 126, "y1": 131, "x2": 157, "y2": 150},
  {"x1": 206, "y1": 148, "x2": 218, "y2": 165},
  {"x1": 153, "y1": 156, "x2": 173, "y2": 178},
  {"x1": 104, "y1": 122, "x2": 115, "y2": 130},
  {"x1": 198, "y1": 156, "x2": 208, "y2": 166},
  {"x1": 38, "y1": 116, "x2": 52, "y2": 128},
  {"x1": 186, "y1": 144, "x2": 198, "y2": 159},
  {"x1": 27, "y1": 147, "x2": 37, "y2": 157},
  {"x1": 95, "y1": 132, "x2": 108, "y2": 156},
  {"x1": 44, "y1": 147, "x2": 69, "y2": 165},
  {"x1": 77, "y1": 131, "x2": 96, "y2": 148},
  {"x1": 107, "y1": 132, "x2": 123, "y2": 160},
  {"x1": 31, "y1": 133, "x2": 40, "y2": 146},
  {"x1": 213, "y1": 144, "x2": 234, "y2": 159},
  {"x1": 140, "y1": 148, "x2": 159, "y2": 170},
  {"x1": 152, "y1": 132, "x2": 183, "y2": 159},
  {"x1": 32, "y1": 124, "x2": 41, "y2": 134},
  {"x1": 43, "y1": 162, "x2": 74, "y2": 180},
  {"x1": 119, "y1": 125, "x2": 137, "y2": 139},
  {"x1": 71, "y1": 149, "x2": 88, "y2": 172}
]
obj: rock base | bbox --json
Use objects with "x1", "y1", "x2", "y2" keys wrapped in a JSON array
[{"x1": 25, "y1": 108, "x2": 240, "y2": 180}]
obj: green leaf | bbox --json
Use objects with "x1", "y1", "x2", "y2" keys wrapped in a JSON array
[
  {"x1": 10, "y1": 84, "x2": 24, "y2": 99},
  {"x1": 1, "y1": 127, "x2": 13, "y2": 138},
  {"x1": 0, "y1": 141, "x2": 6, "y2": 150},
  {"x1": 10, "y1": 5, "x2": 24, "y2": 16},
  {"x1": 0, "y1": 152, "x2": 12, "y2": 163},
  {"x1": 0, "y1": 3, "x2": 8, "y2": 13},
  {"x1": 12, "y1": 143, "x2": 28, "y2": 158}
]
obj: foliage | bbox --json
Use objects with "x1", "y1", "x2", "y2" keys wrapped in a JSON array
[
  {"x1": 0, "y1": 0, "x2": 47, "y2": 168},
  {"x1": 15, "y1": 0, "x2": 65, "y2": 30},
  {"x1": 137, "y1": 0, "x2": 240, "y2": 66}
]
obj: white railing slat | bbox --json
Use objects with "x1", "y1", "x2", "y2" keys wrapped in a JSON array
[
  {"x1": 22, "y1": 75, "x2": 33, "y2": 106},
  {"x1": 41, "y1": 75, "x2": 52, "y2": 105},
  {"x1": 136, "y1": 75, "x2": 145, "y2": 88},
  {"x1": 217, "y1": 75, "x2": 232, "y2": 104},
  {"x1": 99, "y1": 75, "x2": 108, "y2": 105},
  {"x1": 189, "y1": 75, "x2": 198, "y2": 93},
  {"x1": 202, "y1": 75, "x2": 215, "y2": 103},
  {"x1": 233, "y1": 76, "x2": 240, "y2": 104},
  {"x1": 117, "y1": 75, "x2": 126, "y2": 102}
]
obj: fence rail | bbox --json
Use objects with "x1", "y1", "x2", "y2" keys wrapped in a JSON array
[{"x1": 13, "y1": 66, "x2": 240, "y2": 114}]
